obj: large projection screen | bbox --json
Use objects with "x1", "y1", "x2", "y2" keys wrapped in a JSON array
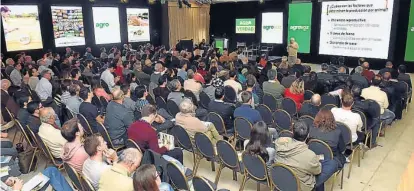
[
  {"x1": 127, "y1": 8, "x2": 150, "y2": 42},
  {"x1": 92, "y1": 7, "x2": 121, "y2": 44},
  {"x1": 51, "y1": 6, "x2": 85, "y2": 47},
  {"x1": 319, "y1": 0, "x2": 394, "y2": 59},
  {"x1": 1, "y1": 5, "x2": 43, "y2": 51},
  {"x1": 261, "y1": 12, "x2": 283, "y2": 44}
]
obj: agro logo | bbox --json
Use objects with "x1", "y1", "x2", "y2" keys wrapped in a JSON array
[
  {"x1": 263, "y1": 25, "x2": 282, "y2": 30},
  {"x1": 96, "y1": 23, "x2": 109, "y2": 28}
]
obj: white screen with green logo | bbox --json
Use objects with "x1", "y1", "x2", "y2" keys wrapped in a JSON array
[
  {"x1": 261, "y1": 12, "x2": 283, "y2": 43},
  {"x1": 92, "y1": 7, "x2": 121, "y2": 44},
  {"x1": 236, "y1": 18, "x2": 255, "y2": 34}
]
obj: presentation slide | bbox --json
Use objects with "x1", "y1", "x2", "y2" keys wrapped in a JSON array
[
  {"x1": 236, "y1": 18, "x2": 255, "y2": 34},
  {"x1": 51, "y1": 6, "x2": 85, "y2": 47},
  {"x1": 92, "y1": 7, "x2": 121, "y2": 44},
  {"x1": 404, "y1": 0, "x2": 414, "y2": 62},
  {"x1": 319, "y1": 0, "x2": 394, "y2": 59},
  {"x1": 1, "y1": 5, "x2": 43, "y2": 51},
  {"x1": 261, "y1": 13, "x2": 283, "y2": 44},
  {"x1": 127, "y1": 8, "x2": 150, "y2": 42},
  {"x1": 288, "y1": 3, "x2": 312, "y2": 53}
]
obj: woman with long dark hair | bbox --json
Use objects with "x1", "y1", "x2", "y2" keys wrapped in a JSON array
[
  {"x1": 245, "y1": 121, "x2": 275, "y2": 164},
  {"x1": 133, "y1": 164, "x2": 173, "y2": 191}
]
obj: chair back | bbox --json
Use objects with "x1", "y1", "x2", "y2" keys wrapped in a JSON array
[
  {"x1": 256, "y1": 104, "x2": 273, "y2": 126},
  {"x1": 77, "y1": 113, "x2": 93, "y2": 135},
  {"x1": 199, "y1": 91, "x2": 211, "y2": 109},
  {"x1": 64, "y1": 163, "x2": 85, "y2": 190},
  {"x1": 126, "y1": 139, "x2": 143, "y2": 153},
  {"x1": 172, "y1": 125, "x2": 194, "y2": 152},
  {"x1": 207, "y1": 112, "x2": 227, "y2": 134},
  {"x1": 155, "y1": 96, "x2": 167, "y2": 110},
  {"x1": 270, "y1": 163, "x2": 300, "y2": 191},
  {"x1": 263, "y1": 94, "x2": 277, "y2": 111},
  {"x1": 167, "y1": 162, "x2": 190, "y2": 190},
  {"x1": 32, "y1": 131, "x2": 63, "y2": 167},
  {"x1": 321, "y1": 104, "x2": 337, "y2": 111},
  {"x1": 96, "y1": 122, "x2": 116, "y2": 149},
  {"x1": 304, "y1": 90, "x2": 314, "y2": 100},
  {"x1": 63, "y1": 107, "x2": 75, "y2": 123},
  {"x1": 193, "y1": 176, "x2": 215, "y2": 191},
  {"x1": 299, "y1": 115, "x2": 314, "y2": 129},
  {"x1": 99, "y1": 96, "x2": 108, "y2": 109},
  {"x1": 194, "y1": 132, "x2": 215, "y2": 159},
  {"x1": 100, "y1": 80, "x2": 111, "y2": 94},
  {"x1": 14, "y1": 120, "x2": 36, "y2": 148},
  {"x1": 279, "y1": 130, "x2": 293, "y2": 138},
  {"x1": 365, "y1": 99, "x2": 381, "y2": 119},
  {"x1": 234, "y1": 117, "x2": 252, "y2": 141},
  {"x1": 80, "y1": 174, "x2": 96, "y2": 191},
  {"x1": 216, "y1": 140, "x2": 239, "y2": 169},
  {"x1": 166, "y1": 100, "x2": 179, "y2": 117},
  {"x1": 224, "y1": 86, "x2": 237, "y2": 103},
  {"x1": 307, "y1": 139, "x2": 333, "y2": 160},
  {"x1": 336, "y1": 122, "x2": 352, "y2": 145},
  {"x1": 272, "y1": 109, "x2": 292, "y2": 130},
  {"x1": 352, "y1": 109, "x2": 367, "y2": 132},
  {"x1": 281, "y1": 98, "x2": 297, "y2": 116},
  {"x1": 241, "y1": 152, "x2": 268, "y2": 181},
  {"x1": 146, "y1": 95, "x2": 156, "y2": 105},
  {"x1": 321, "y1": 94, "x2": 338, "y2": 107}
]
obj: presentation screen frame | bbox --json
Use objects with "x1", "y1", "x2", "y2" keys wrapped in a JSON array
[
  {"x1": 92, "y1": 7, "x2": 121, "y2": 45},
  {"x1": 261, "y1": 12, "x2": 284, "y2": 44},
  {"x1": 51, "y1": 6, "x2": 85, "y2": 47},
  {"x1": 126, "y1": 8, "x2": 150, "y2": 42}
]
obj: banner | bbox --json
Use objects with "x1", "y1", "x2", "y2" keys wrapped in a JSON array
[
  {"x1": 92, "y1": 7, "x2": 121, "y2": 45},
  {"x1": 288, "y1": 3, "x2": 312, "y2": 53},
  {"x1": 235, "y1": 18, "x2": 255, "y2": 34},
  {"x1": 319, "y1": 0, "x2": 394, "y2": 59},
  {"x1": 51, "y1": 6, "x2": 85, "y2": 47},
  {"x1": 405, "y1": 0, "x2": 414, "y2": 62},
  {"x1": 127, "y1": 8, "x2": 150, "y2": 42},
  {"x1": 1, "y1": 5, "x2": 43, "y2": 51},
  {"x1": 261, "y1": 12, "x2": 283, "y2": 44}
]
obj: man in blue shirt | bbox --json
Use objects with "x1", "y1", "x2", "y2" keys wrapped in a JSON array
[{"x1": 234, "y1": 91, "x2": 262, "y2": 124}]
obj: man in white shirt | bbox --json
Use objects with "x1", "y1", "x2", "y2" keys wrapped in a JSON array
[
  {"x1": 35, "y1": 70, "x2": 53, "y2": 100},
  {"x1": 9, "y1": 63, "x2": 22, "y2": 87},
  {"x1": 331, "y1": 91, "x2": 363, "y2": 143},
  {"x1": 224, "y1": 70, "x2": 242, "y2": 94},
  {"x1": 83, "y1": 134, "x2": 118, "y2": 190},
  {"x1": 38, "y1": 107, "x2": 67, "y2": 158},
  {"x1": 100, "y1": 63, "x2": 118, "y2": 92}
]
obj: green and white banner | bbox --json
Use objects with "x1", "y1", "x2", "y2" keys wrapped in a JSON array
[
  {"x1": 236, "y1": 18, "x2": 255, "y2": 34},
  {"x1": 405, "y1": 0, "x2": 414, "y2": 61},
  {"x1": 288, "y1": 3, "x2": 312, "y2": 53}
]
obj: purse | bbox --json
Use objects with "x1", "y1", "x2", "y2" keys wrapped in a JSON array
[{"x1": 18, "y1": 147, "x2": 37, "y2": 174}]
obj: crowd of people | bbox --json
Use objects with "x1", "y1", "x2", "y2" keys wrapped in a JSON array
[{"x1": 0, "y1": 42, "x2": 412, "y2": 191}]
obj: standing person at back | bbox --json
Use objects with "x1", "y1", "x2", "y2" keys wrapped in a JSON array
[{"x1": 287, "y1": 37, "x2": 299, "y2": 66}]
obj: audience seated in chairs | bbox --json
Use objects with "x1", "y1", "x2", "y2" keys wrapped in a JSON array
[
  {"x1": 128, "y1": 104, "x2": 184, "y2": 163},
  {"x1": 208, "y1": 87, "x2": 235, "y2": 133},
  {"x1": 82, "y1": 134, "x2": 118, "y2": 190},
  {"x1": 98, "y1": 148, "x2": 142, "y2": 191},
  {"x1": 79, "y1": 88, "x2": 104, "y2": 133},
  {"x1": 202, "y1": 74, "x2": 216, "y2": 101},
  {"x1": 100, "y1": 63, "x2": 118, "y2": 92},
  {"x1": 224, "y1": 70, "x2": 242, "y2": 94},
  {"x1": 120, "y1": 84, "x2": 137, "y2": 114},
  {"x1": 299, "y1": 94, "x2": 321, "y2": 118},
  {"x1": 175, "y1": 98, "x2": 222, "y2": 145},
  {"x1": 263, "y1": 69, "x2": 285, "y2": 107},
  {"x1": 167, "y1": 79, "x2": 184, "y2": 106},
  {"x1": 184, "y1": 69, "x2": 203, "y2": 100},
  {"x1": 26, "y1": 101, "x2": 42, "y2": 133},
  {"x1": 238, "y1": 75, "x2": 260, "y2": 107},
  {"x1": 65, "y1": 84, "x2": 82, "y2": 114},
  {"x1": 361, "y1": 62, "x2": 375, "y2": 83},
  {"x1": 153, "y1": 75, "x2": 171, "y2": 101},
  {"x1": 104, "y1": 88, "x2": 134, "y2": 147},
  {"x1": 284, "y1": 78, "x2": 305, "y2": 111},
  {"x1": 133, "y1": 164, "x2": 174, "y2": 191},
  {"x1": 281, "y1": 69, "x2": 298, "y2": 88},
  {"x1": 245, "y1": 121, "x2": 276, "y2": 165},
  {"x1": 234, "y1": 91, "x2": 262, "y2": 125},
  {"x1": 38, "y1": 107, "x2": 67, "y2": 159},
  {"x1": 16, "y1": 96, "x2": 32, "y2": 128},
  {"x1": 275, "y1": 120, "x2": 338, "y2": 191}
]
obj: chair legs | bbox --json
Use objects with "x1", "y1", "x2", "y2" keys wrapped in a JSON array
[
  {"x1": 214, "y1": 163, "x2": 224, "y2": 185},
  {"x1": 330, "y1": 173, "x2": 337, "y2": 191},
  {"x1": 233, "y1": 170, "x2": 238, "y2": 181},
  {"x1": 193, "y1": 155, "x2": 202, "y2": 176},
  {"x1": 341, "y1": 169, "x2": 344, "y2": 189},
  {"x1": 211, "y1": 161, "x2": 215, "y2": 171},
  {"x1": 257, "y1": 182, "x2": 261, "y2": 191},
  {"x1": 239, "y1": 173, "x2": 247, "y2": 191}
]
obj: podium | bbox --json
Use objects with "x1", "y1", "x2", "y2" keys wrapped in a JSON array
[{"x1": 214, "y1": 38, "x2": 229, "y2": 54}]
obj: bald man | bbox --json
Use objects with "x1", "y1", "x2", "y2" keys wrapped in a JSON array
[
  {"x1": 104, "y1": 88, "x2": 134, "y2": 147},
  {"x1": 38, "y1": 107, "x2": 67, "y2": 158},
  {"x1": 361, "y1": 62, "x2": 375, "y2": 82},
  {"x1": 299, "y1": 94, "x2": 321, "y2": 118},
  {"x1": 287, "y1": 37, "x2": 299, "y2": 66}
]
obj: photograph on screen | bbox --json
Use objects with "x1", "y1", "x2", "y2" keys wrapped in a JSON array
[
  {"x1": 261, "y1": 12, "x2": 283, "y2": 44},
  {"x1": 235, "y1": 18, "x2": 255, "y2": 34},
  {"x1": 92, "y1": 7, "x2": 121, "y2": 45},
  {"x1": 319, "y1": 0, "x2": 394, "y2": 59},
  {"x1": 127, "y1": 8, "x2": 150, "y2": 42},
  {"x1": 51, "y1": 6, "x2": 85, "y2": 47},
  {"x1": 1, "y1": 5, "x2": 43, "y2": 51}
]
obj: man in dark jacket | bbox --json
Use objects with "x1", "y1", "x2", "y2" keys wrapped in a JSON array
[
  {"x1": 208, "y1": 87, "x2": 235, "y2": 132},
  {"x1": 299, "y1": 94, "x2": 321, "y2": 118},
  {"x1": 378, "y1": 61, "x2": 398, "y2": 79}
]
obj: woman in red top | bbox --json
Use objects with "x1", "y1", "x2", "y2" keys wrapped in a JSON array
[
  {"x1": 284, "y1": 78, "x2": 305, "y2": 111},
  {"x1": 114, "y1": 58, "x2": 124, "y2": 83}
]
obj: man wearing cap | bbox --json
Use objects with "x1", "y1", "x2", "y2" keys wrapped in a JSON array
[{"x1": 35, "y1": 70, "x2": 53, "y2": 101}]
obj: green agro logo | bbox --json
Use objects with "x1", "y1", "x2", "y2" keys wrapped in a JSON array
[
  {"x1": 96, "y1": 23, "x2": 109, "y2": 28},
  {"x1": 263, "y1": 25, "x2": 282, "y2": 30}
]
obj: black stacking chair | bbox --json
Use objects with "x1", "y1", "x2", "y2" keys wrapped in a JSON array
[
  {"x1": 167, "y1": 100, "x2": 180, "y2": 117},
  {"x1": 126, "y1": 139, "x2": 142, "y2": 153},
  {"x1": 256, "y1": 104, "x2": 273, "y2": 127},
  {"x1": 272, "y1": 109, "x2": 292, "y2": 131},
  {"x1": 234, "y1": 117, "x2": 252, "y2": 144},
  {"x1": 100, "y1": 80, "x2": 111, "y2": 94},
  {"x1": 155, "y1": 96, "x2": 167, "y2": 110},
  {"x1": 194, "y1": 132, "x2": 216, "y2": 175},
  {"x1": 63, "y1": 107, "x2": 75, "y2": 123},
  {"x1": 32, "y1": 132, "x2": 63, "y2": 170},
  {"x1": 281, "y1": 98, "x2": 297, "y2": 117},
  {"x1": 96, "y1": 122, "x2": 124, "y2": 151},
  {"x1": 278, "y1": 130, "x2": 293, "y2": 138},
  {"x1": 199, "y1": 91, "x2": 211, "y2": 109},
  {"x1": 224, "y1": 86, "x2": 237, "y2": 103},
  {"x1": 91, "y1": 96, "x2": 103, "y2": 114},
  {"x1": 336, "y1": 122, "x2": 361, "y2": 179},
  {"x1": 299, "y1": 101, "x2": 316, "y2": 117},
  {"x1": 193, "y1": 176, "x2": 230, "y2": 191},
  {"x1": 171, "y1": 125, "x2": 198, "y2": 172},
  {"x1": 263, "y1": 94, "x2": 277, "y2": 112},
  {"x1": 269, "y1": 163, "x2": 300, "y2": 191},
  {"x1": 215, "y1": 140, "x2": 244, "y2": 185},
  {"x1": 77, "y1": 113, "x2": 93, "y2": 135},
  {"x1": 240, "y1": 152, "x2": 271, "y2": 191},
  {"x1": 14, "y1": 120, "x2": 38, "y2": 171},
  {"x1": 304, "y1": 90, "x2": 314, "y2": 101},
  {"x1": 321, "y1": 94, "x2": 338, "y2": 107},
  {"x1": 299, "y1": 115, "x2": 315, "y2": 130},
  {"x1": 352, "y1": 109, "x2": 372, "y2": 152},
  {"x1": 207, "y1": 112, "x2": 234, "y2": 143},
  {"x1": 321, "y1": 104, "x2": 337, "y2": 111},
  {"x1": 167, "y1": 162, "x2": 191, "y2": 190},
  {"x1": 64, "y1": 163, "x2": 87, "y2": 190}
]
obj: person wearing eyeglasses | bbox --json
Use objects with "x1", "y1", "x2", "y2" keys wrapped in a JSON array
[{"x1": 133, "y1": 164, "x2": 173, "y2": 191}]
